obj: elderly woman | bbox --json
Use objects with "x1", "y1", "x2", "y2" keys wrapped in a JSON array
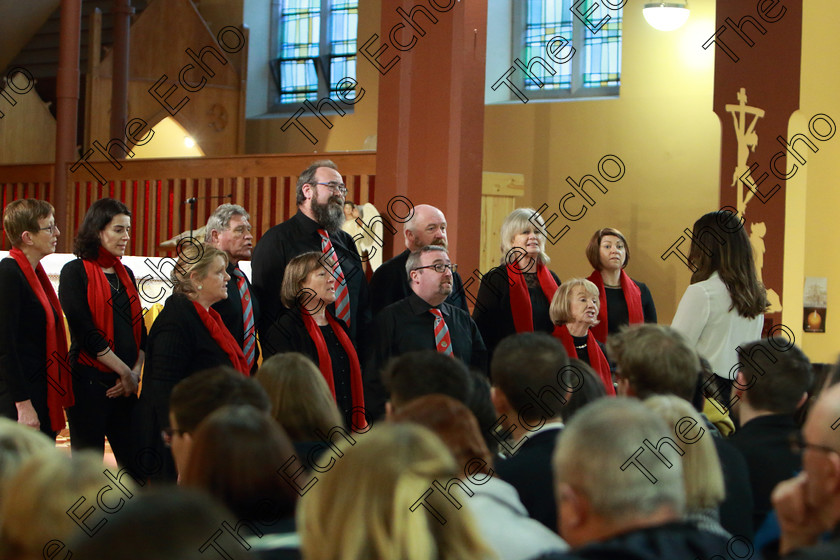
[
  {"x1": 549, "y1": 278, "x2": 615, "y2": 395},
  {"x1": 585, "y1": 227, "x2": 657, "y2": 343},
  {"x1": 473, "y1": 208, "x2": 560, "y2": 355},
  {"x1": 136, "y1": 243, "x2": 247, "y2": 480},
  {"x1": 58, "y1": 198, "x2": 146, "y2": 467},
  {"x1": 261, "y1": 252, "x2": 365, "y2": 430},
  {"x1": 0, "y1": 199, "x2": 73, "y2": 439}
]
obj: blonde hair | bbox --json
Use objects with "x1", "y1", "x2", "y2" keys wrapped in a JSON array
[
  {"x1": 643, "y1": 395, "x2": 725, "y2": 510},
  {"x1": 499, "y1": 208, "x2": 550, "y2": 266},
  {"x1": 549, "y1": 278, "x2": 600, "y2": 325},
  {"x1": 0, "y1": 418, "x2": 54, "y2": 505},
  {"x1": 171, "y1": 243, "x2": 228, "y2": 296},
  {"x1": 298, "y1": 424, "x2": 491, "y2": 560}
]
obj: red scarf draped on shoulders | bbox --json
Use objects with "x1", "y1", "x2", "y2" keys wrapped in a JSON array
[
  {"x1": 301, "y1": 310, "x2": 368, "y2": 431},
  {"x1": 10, "y1": 247, "x2": 74, "y2": 432},
  {"x1": 551, "y1": 323, "x2": 615, "y2": 396},
  {"x1": 508, "y1": 260, "x2": 559, "y2": 333},
  {"x1": 81, "y1": 247, "x2": 143, "y2": 372},
  {"x1": 587, "y1": 269, "x2": 644, "y2": 343},
  {"x1": 191, "y1": 300, "x2": 250, "y2": 376}
]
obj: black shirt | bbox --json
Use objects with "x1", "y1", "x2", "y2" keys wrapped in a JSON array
[
  {"x1": 320, "y1": 325, "x2": 354, "y2": 425},
  {"x1": 603, "y1": 280, "x2": 657, "y2": 335}
]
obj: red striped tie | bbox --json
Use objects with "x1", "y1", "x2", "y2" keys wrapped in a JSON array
[
  {"x1": 429, "y1": 308, "x2": 453, "y2": 356},
  {"x1": 232, "y1": 268, "x2": 256, "y2": 372},
  {"x1": 318, "y1": 229, "x2": 351, "y2": 326}
]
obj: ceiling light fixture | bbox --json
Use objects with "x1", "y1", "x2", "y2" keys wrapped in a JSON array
[{"x1": 643, "y1": 2, "x2": 690, "y2": 32}]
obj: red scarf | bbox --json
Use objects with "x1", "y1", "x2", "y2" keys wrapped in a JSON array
[
  {"x1": 191, "y1": 300, "x2": 249, "y2": 376},
  {"x1": 508, "y1": 261, "x2": 559, "y2": 333},
  {"x1": 587, "y1": 269, "x2": 644, "y2": 343},
  {"x1": 552, "y1": 323, "x2": 615, "y2": 396},
  {"x1": 80, "y1": 247, "x2": 142, "y2": 372},
  {"x1": 301, "y1": 310, "x2": 368, "y2": 431},
  {"x1": 9, "y1": 247, "x2": 74, "y2": 432}
]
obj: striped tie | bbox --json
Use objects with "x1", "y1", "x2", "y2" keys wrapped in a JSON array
[
  {"x1": 318, "y1": 229, "x2": 351, "y2": 326},
  {"x1": 429, "y1": 308, "x2": 453, "y2": 356},
  {"x1": 232, "y1": 267, "x2": 256, "y2": 372}
]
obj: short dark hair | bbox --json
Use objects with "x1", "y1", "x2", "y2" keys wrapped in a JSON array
[
  {"x1": 465, "y1": 368, "x2": 501, "y2": 454},
  {"x1": 491, "y1": 333, "x2": 570, "y2": 424},
  {"x1": 737, "y1": 338, "x2": 812, "y2": 414},
  {"x1": 296, "y1": 159, "x2": 338, "y2": 205},
  {"x1": 3, "y1": 199, "x2": 54, "y2": 248},
  {"x1": 562, "y1": 358, "x2": 609, "y2": 422},
  {"x1": 383, "y1": 350, "x2": 471, "y2": 409},
  {"x1": 169, "y1": 366, "x2": 270, "y2": 433},
  {"x1": 73, "y1": 198, "x2": 132, "y2": 260}
]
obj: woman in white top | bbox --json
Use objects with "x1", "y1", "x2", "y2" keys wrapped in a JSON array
[{"x1": 671, "y1": 210, "x2": 767, "y2": 403}]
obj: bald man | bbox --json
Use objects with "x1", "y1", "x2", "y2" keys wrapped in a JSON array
[
  {"x1": 773, "y1": 383, "x2": 840, "y2": 559},
  {"x1": 368, "y1": 204, "x2": 468, "y2": 315}
]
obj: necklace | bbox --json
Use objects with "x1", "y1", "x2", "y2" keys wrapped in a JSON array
[
  {"x1": 575, "y1": 343, "x2": 587, "y2": 349},
  {"x1": 106, "y1": 273, "x2": 120, "y2": 292}
]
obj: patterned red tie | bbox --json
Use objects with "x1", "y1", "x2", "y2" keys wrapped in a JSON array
[
  {"x1": 318, "y1": 229, "x2": 351, "y2": 326},
  {"x1": 232, "y1": 268, "x2": 256, "y2": 371},
  {"x1": 429, "y1": 308, "x2": 453, "y2": 356}
]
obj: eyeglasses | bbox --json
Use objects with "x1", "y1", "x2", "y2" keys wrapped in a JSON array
[
  {"x1": 314, "y1": 181, "x2": 348, "y2": 196},
  {"x1": 413, "y1": 263, "x2": 458, "y2": 274},
  {"x1": 789, "y1": 432, "x2": 838, "y2": 456},
  {"x1": 161, "y1": 427, "x2": 186, "y2": 447},
  {"x1": 38, "y1": 224, "x2": 59, "y2": 235}
]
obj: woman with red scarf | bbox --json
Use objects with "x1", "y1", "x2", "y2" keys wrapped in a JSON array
[
  {"x1": 262, "y1": 251, "x2": 366, "y2": 430},
  {"x1": 585, "y1": 227, "x2": 657, "y2": 343},
  {"x1": 473, "y1": 208, "x2": 560, "y2": 356},
  {"x1": 136, "y1": 243, "x2": 248, "y2": 481},
  {"x1": 549, "y1": 278, "x2": 616, "y2": 396},
  {"x1": 59, "y1": 198, "x2": 146, "y2": 466},
  {"x1": 0, "y1": 199, "x2": 73, "y2": 438}
]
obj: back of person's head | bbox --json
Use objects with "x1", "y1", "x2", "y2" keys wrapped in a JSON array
[
  {"x1": 69, "y1": 488, "x2": 250, "y2": 560},
  {"x1": 181, "y1": 405, "x2": 299, "y2": 523},
  {"x1": 256, "y1": 353, "x2": 344, "y2": 441},
  {"x1": 464, "y1": 368, "x2": 502, "y2": 454},
  {"x1": 170, "y1": 366, "x2": 270, "y2": 434},
  {"x1": 561, "y1": 358, "x2": 609, "y2": 423},
  {"x1": 384, "y1": 350, "x2": 471, "y2": 410},
  {"x1": 392, "y1": 394, "x2": 493, "y2": 474},
  {"x1": 553, "y1": 398, "x2": 685, "y2": 540},
  {"x1": 491, "y1": 333, "x2": 571, "y2": 424},
  {"x1": 736, "y1": 338, "x2": 813, "y2": 415},
  {"x1": 298, "y1": 423, "x2": 489, "y2": 560},
  {"x1": 0, "y1": 418, "x2": 54, "y2": 505},
  {"x1": 0, "y1": 451, "x2": 123, "y2": 559},
  {"x1": 643, "y1": 395, "x2": 724, "y2": 512},
  {"x1": 607, "y1": 324, "x2": 700, "y2": 401}
]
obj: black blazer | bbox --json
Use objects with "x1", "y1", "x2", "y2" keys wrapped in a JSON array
[
  {"x1": 212, "y1": 261, "x2": 260, "y2": 374},
  {"x1": 368, "y1": 249, "x2": 468, "y2": 316}
]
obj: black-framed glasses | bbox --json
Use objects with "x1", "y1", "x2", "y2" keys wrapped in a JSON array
[
  {"x1": 161, "y1": 427, "x2": 186, "y2": 447},
  {"x1": 413, "y1": 263, "x2": 458, "y2": 274},
  {"x1": 314, "y1": 181, "x2": 348, "y2": 195},
  {"x1": 38, "y1": 224, "x2": 59, "y2": 235},
  {"x1": 789, "y1": 432, "x2": 838, "y2": 456}
]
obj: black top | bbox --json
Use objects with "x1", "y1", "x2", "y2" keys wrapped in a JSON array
[
  {"x1": 58, "y1": 259, "x2": 148, "y2": 384},
  {"x1": 472, "y1": 265, "x2": 560, "y2": 357},
  {"x1": 0, "y1": 257, "x2": 61, "y2": 432},
  {"x1": 251, "y1": 210, "x2": 370, "y2": 344},
  {"x1": 712, "y1": 433, "x2": 755, "y2": 538},
  {"x1": 368, "y1": 249, "x2": 468, "y2": 316},
  {"x1": 603, "y1": 280, "x2": 657, "y2": 335},
  {"x1": 364, "y1": 293, "x2": 487, "y2": 418},
  {"x1": 211, "y1": 261, "x2": 260, "y2": 374},
  {"x1": 728, "y1": 413, "x2": 802, "y2": 531}
]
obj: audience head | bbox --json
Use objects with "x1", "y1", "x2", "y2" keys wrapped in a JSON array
[
  {"x1": 279, "y1": 251, "x2": 333, "y2": 313},
  {"x1": 171, "y1": 243, "x2": 228, "y2": 298},
  {"x1": 205, "y1": 203, "x2": 253, "y2": 264},
  {"x1": 586, "y1": 227, "x2": 630, "y2": 271},
  {"x1": 464, "y1": 368, "x2": 502, "y2": 455},
  {"x1": 553, "y1": 398, "x2": 685, "y2": 547},
  {"x1": 549, "y1": 278, "x2": 600, "y2": 327},
  {"x1": 3, "y1": 198, "x2": 57, "y2": 252},
  {"x1": 384, "y1": 349, "x2": 471, "y2": 415},
  {"x1": 562, "y1": 358, "x2": 609, "y2": 423},
  {"x1": 298, "y1": 423, "x2": 489, "y2": 560},
  {"x1": 735, "y1": 337, "x2": 812, "y2": 416},
  {"x1": 0, "y1": 419, "x2": 54, "y2": 505},
  {"x1": 181, "y1": 405, "x2": 299, "y2": 523},
  {"x1": 168, "y1": 366, "x2": 270, "y2": 474},
  {"x1": 404, "y1": 204, "x2": 448, "y2": 250},
  {"x1": 607, "y1": 324, "x2": 700, "y2": 401},
  {"x1": 296, "y1": 159, "x2": 345, "y2": 231},
  {"x1": 73, "y1": 197, "x2": 132, "y2": 260},
  {"x1": 500, "y1": 207, "x2": 550, "y2": 267},
  {"x1": 406, "y1": 246, "x2": 453, "y2": 305},
  {"x1": 643, "y1": 395, "x2": 724, "y2": 512},
  {"x1": 256, "y1": 353, "x2": 345, "y2": 440}
]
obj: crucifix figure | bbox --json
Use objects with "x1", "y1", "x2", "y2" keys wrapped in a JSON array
[{"x1": 725, "y1": 88, "x2": 765, "y2": 218}]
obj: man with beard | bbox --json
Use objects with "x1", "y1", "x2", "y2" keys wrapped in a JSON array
[
  {"x1": 252, "y1": 160, "x2": 370, "y2": 345},
  {"x1": 368, "y1": 204, "x2": 468, "y2": 315},
  {"x1": 364, "y1": 245, "x2": 486, "y2": 419},
  {"x1": 206, "y1": 204, "x2": 261, "y2": 374}
]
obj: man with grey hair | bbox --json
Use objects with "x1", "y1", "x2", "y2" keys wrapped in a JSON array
[
  {"x1": 368, "y1": 204, "x2": 468, "y2": 315},
  {"x1": 251, "y1": 160, "x2": 370, "y2": 343},
  {"x1": 206, "y1": 204, "x2": 260, "y2": 374},
  {"x1": 365, "y1": 245, "x2": 485, "y2": 419},
  {"x1": 539, "y1": 398, "x2": 730, "y2": 559}
]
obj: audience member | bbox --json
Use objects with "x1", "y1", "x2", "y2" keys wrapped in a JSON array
[
  {"x1": 465, "y1": 367, "x2": 502, "y2": 455},
  {"x1": 561, "y1": 358, "x2": 609, "y2": 423},
  {"x1": 0, "y1": 418, "x2": 54, "y2": 506},
  {"x1": 381, "y1": 349, "x2": 471, "y2": 419},
  {"x1": 393, "y1": 394, "x2": 569, "y2": 560}
]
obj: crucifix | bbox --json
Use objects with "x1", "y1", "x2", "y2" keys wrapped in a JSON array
[{"x1": 725, "y1": 88, "x2": 765, "y2": 218}]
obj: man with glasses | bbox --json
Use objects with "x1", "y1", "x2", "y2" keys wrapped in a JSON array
[
  {"x1": 252, "y1": 160, "x2": 370, "y2": 345},
  {"x1": 206, "y1": 204, "x2": 261, "y2": 374},
  {"x1": 364, "y1": 245, "x2": 486, "y2": 419},
  {"x1": 773, "y1": 383, "x2": 840, "y2": 559}
]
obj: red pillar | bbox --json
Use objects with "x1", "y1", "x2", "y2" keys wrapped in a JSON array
[{"x1": 109, "y1": 0, "x2": 134, "y2": 159}]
